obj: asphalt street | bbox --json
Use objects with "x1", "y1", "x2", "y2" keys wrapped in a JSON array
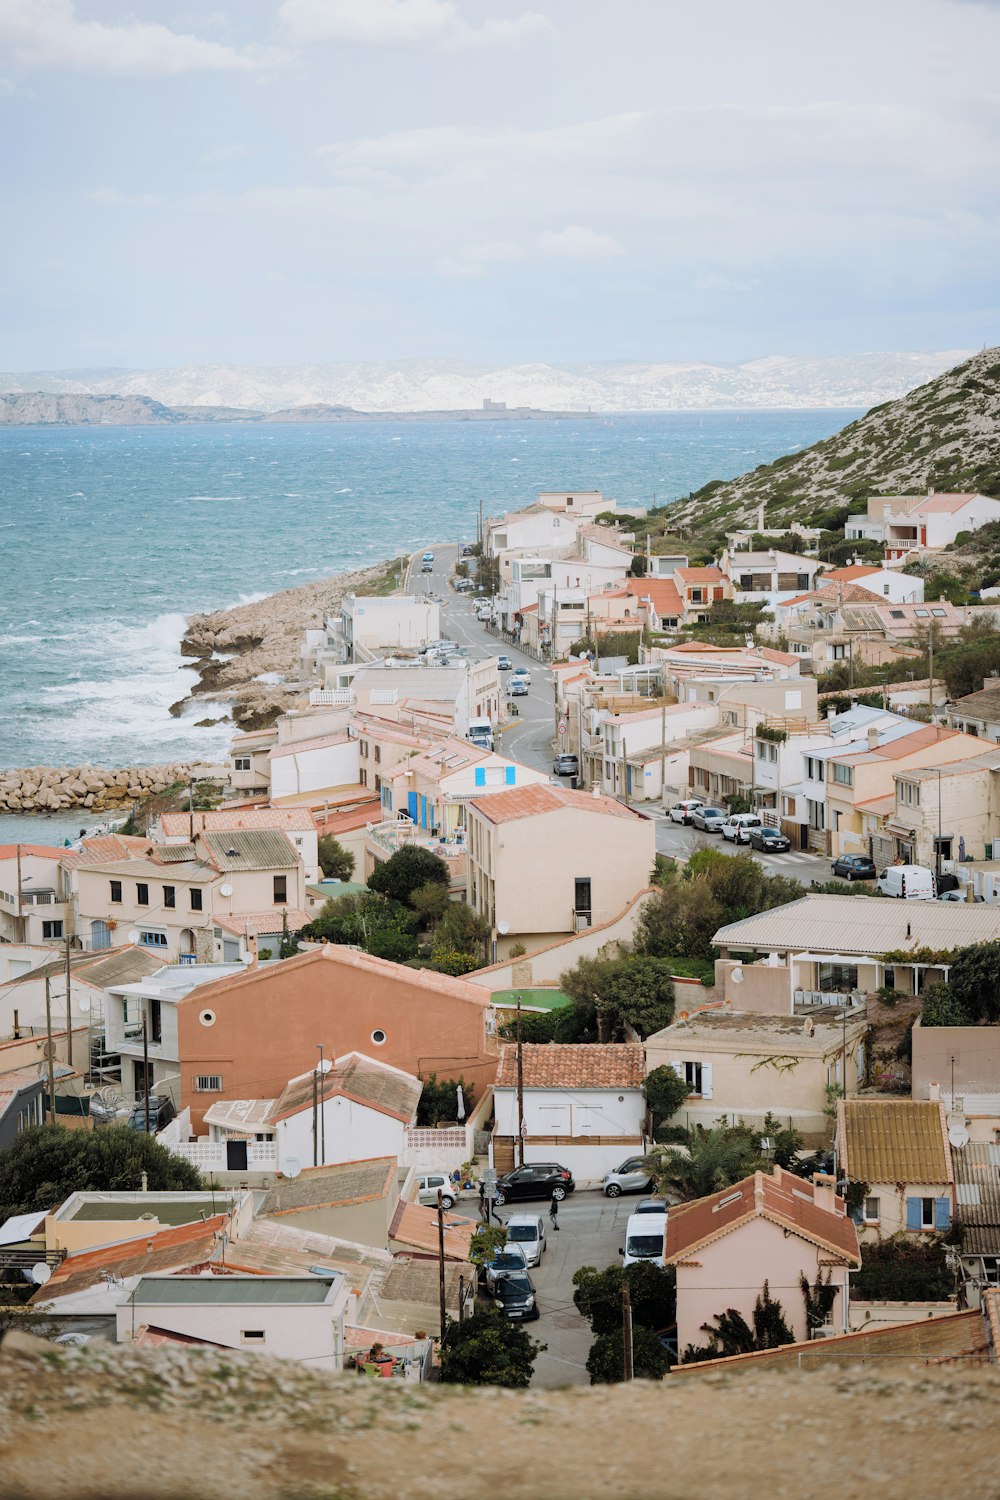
[{"x1": 405, "y1": 543, "x2": 839, "y2": 886}]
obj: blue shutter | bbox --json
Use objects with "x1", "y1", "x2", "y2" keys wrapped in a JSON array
[
  {"x1": 474, "y1": 768, "x2": 486, "y2": 787},
  {"x1": 934, "y1": 1197, "x2": 951, "y2": 1232},
  {"x1": 420, "y1": 795, "x2": 427, "y2": 829},
  {"x1": 407, "y1": 791, "x2": 418, "y2": 823},
  {"x1": 905, "y1": 1197, "x2": 921, "y2": 1231},
  {"x1": 505, "y1": 765, "x2": 516, "y2": 785}
]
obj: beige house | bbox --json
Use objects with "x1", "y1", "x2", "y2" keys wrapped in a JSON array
[
  {"x1": 836, "y1": 1098, "x2": 954, "y2": 1239},
  {"x1": 0, "y1": 843, "x2": 73, "y2": 946},
  {"x1": 336, "y1": 593, "x2": 441, "y2": 661},
  {"x1": 155, "y1": 807, "x2": 321, "y2": 882},
  {"x1": 912, "y1": 1022, "x2": 1000, "y2": 1142},
  {"x1": 948, "y1": 681, "x2": 1000, "y2": 743},
  {"x1": 465, "y1": 783, "x2": 655, "y2": 958},
  {"x1": 645, "y1": 1010, "x2": 867, "y2": 1141},
  {"x1": 664, "y1": 1167, "x2": 860, "y2": 1352},
  {"x1": 886, "y1": 749, "x2": 1000, "y2": 867}
]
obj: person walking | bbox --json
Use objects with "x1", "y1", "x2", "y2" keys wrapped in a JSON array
[
  {"x1": 478, "y1": 1180, "x2": 487, "y2": 1222},
  {"x1": 549, "y1": 1195, "x2": 560, "y2": 1231}
]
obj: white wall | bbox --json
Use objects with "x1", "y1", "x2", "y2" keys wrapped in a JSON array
[
  {"x1": 495, "y1": 1086, "x2": 644, "y2": 1138},
  {"x1": 269, "y1": 738, "x2": 360, "y2": 800},
  {"x1": 278, "y1": 1093, "x2": 407, "y2": 1168},
  {"x1": 116, "y1": 1283, "x2": 348, "y2": 1369}
]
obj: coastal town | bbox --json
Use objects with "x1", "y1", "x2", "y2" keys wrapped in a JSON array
[{"x1": 5, "y1": 460, "x2": 1000, "y2": 1411}]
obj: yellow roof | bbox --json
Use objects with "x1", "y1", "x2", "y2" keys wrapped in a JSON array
[{"x1": 839, "y1": 1099, "x2": 951, "y2": 1186}]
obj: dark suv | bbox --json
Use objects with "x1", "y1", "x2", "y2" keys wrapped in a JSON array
[
  {"x1": 494, "y1": 1163, "x2": 575, "y2": 1206},
  {"x1": 127, "y1": 1095, "x2": 175, "y2": 1133}
]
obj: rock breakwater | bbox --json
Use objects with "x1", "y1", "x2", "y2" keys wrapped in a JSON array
[{"x1": 0, "y1": 762, "x2": 206, "y2": 814}]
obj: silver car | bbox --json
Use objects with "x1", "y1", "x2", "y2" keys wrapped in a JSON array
[
  {"x1": 415, "y1": 1171, "x2": 456, "y2": 1210},
  {"x1": 503, "y1": 1213, "x2": 546, "y2": 1266},
  {"x1": 602, "y1": 1154, "x2": 655, "y2": 1198},
  {"x1": 690, "y1": 806, "x2": 727, "y2": 833}
]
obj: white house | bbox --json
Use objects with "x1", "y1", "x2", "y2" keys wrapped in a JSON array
[
  {"x1": 269, "y1": 731, "x2": 361, "y2": 803},
  {"x1": 818, "y1": 565, "x2": 925, "y2": 605},
  {"x1": 492, "y1": 1043, "x2": 646, "y2": 1183},
  {"x1": 116, "y1": 1273, "x2": 350, "y2": 1370},
  {"x1": 338, "y1": 594, "x2": 441, "y2": 660},
  {"x1": 720, "y1": 547, "x2": 825, "y2": 609},
  {"x1": 155, "y1": 809, "x2": 321, "y2": 884},
  {"x1": 884, "y1": 492, "x2": 1000, "y2": 560}
]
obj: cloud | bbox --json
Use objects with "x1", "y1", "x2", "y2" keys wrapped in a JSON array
[
  {"x1": 200, "y1": 144, "x2": 254, "y2": 166},
  {"x1": 89, "y1": 187, "x2": 163, "y2": 208},
  {"x1": 437, "y1": 239, "x2": 524, "y2": 277},
  {"x1": 0, "y1": 0, "x2": 275, "y2": 73},
  {"x1": 539, "y1": 225, "x2": 625, "y2": 261},
  {"x1": 278, "y1": 0, "x2": 550, "y2": 49}
]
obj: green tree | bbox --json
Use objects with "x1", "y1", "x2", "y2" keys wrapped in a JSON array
[
  {"x1": 0, "y1": 1125, "x2": 202, "y2": 1220},
  {"x1": 435, "y1": 899, "x2": 489, "y2": 957},
  {"x1": 649, "y1": 1123, "x2": 765, "y2": 1201},
  {"x1": 801, "y1": 1271, "x2": 838, "y2": 1334},
  {"x1": 920, "y1": 981, "x2": 971, "y2": 1028},
  {"x1": 469, "y1": 1224, "x2": 508, "y2": 1266},
  {"x1": 947, "y1": 943, "x2": 1000, "y2": 1023},
  {"x1": 439, "y1": 1302, "x2": 544, "y2": 1387},
  {"x1": 559, "y1": 955, "x2": 676, "y2": 1040},
  {"x1": 416, "y1": 1074, "x2": 474, "y2": 1127},
  {"x1": 682, "y1": 1281, "x2": 794, "y2": 1363},
  {"x1": 409, "y1": 879, "x2": 451, "y2": 929},
  {"x1": 586, "y1": 1324, "x2": 670, "y2": 1383},
  {"x1": 572, "y1": 1261, "x2": 676, "y2": 1337},
  {"x1": 302, "y1": 891, "x2": 418, "y2": 955},
  {"x1": 368, "y1": 844, "x2": 450, "y2": 905},
  {"x1": 427, "y1": 946, "x2": 481, "y2": 977},
  {"x1": 643, "y1": 1065, "x2": 690, "y2": 1131},
  {"x1": 316, "y1": 835, "x2": 355, "y2": 882},
  {"x1": 634, "y1": 875, "x2": 724, "y2": 960},
  {"x1": 853, "y1": 1236, "x2": 954, "y2": 1301}
]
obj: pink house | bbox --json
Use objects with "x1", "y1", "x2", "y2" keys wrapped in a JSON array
[{"x1": 664, "y1": 1166, "x2": 861, "y2": 1355}]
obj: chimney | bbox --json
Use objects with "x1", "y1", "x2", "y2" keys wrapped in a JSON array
[
  {"x1": 247, "y1": 932, "x2": 259, "y2": 969},
  {"x1": 803, "y1": 1016, "x2": 815, "y2": 1037},
  {"x1": 812, "y1": 1172, "x2": 837, "y2": 1213},
  {"x1": 867, "y1": 726, "x2": 879, "y2": 751},
  {"x1": 928, "y1": 1081, "x2": 940, "y2": 1103}
]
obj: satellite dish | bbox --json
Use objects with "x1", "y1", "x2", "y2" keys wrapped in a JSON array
[
  {"x1": 29, "y1": 1263, "x2": 51, "y2": 1286},
  {"x1": 948, "y1": 1126, "x2": 970, "y2": 1149},
  {"x1": 126, "y1": 929, "x2": 141, "y2": 945},
  {"x1": 731, "y1": 966, "x2": 744, "y2": 984},
  {"x1": 283, "y1": 1157, "x2": 302, "y2": 1179},
  {"x1": 497, "y1": 920, "x2": 510, "y2": 936},
  {"x1": 77, "y1": 995, "x2": 91, "y2": 1014},
  {"x1": 317, "y1": 1058, "x2": 333, "y2": 1074},
  {"x1": 219, "y1": 883, "x2": 233, "y2": 897},
  {"x1": 43, "y1": 1040, "x2": 56, "y2": 1060}
]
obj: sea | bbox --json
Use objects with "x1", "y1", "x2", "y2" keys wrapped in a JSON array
[{"x1": 0, "y1": 409, "x2": 859, "y2": 845}]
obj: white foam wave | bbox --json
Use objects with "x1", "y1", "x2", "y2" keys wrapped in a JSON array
[{"x1": 0, "y1": 634, "x2": 36, "y2": 646}]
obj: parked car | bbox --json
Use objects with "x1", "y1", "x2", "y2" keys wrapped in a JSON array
[
  {"x1": 510, "y1": 666, "x2": 530, "y2": 685},
  {"x1": 602, "y1": 1155, "x2": 655, "y2": 1198},
  {"x1": 668, "y1": 798, "x2": 704, "y2": 825},
  {"x1": 634, "y1": 1197, "x2": 668, "y2": 1215},
  {"x1": 510, "y1": 680, "x2": 529, "y2": 697},
  {"x1": 939, "y1": 889, "x2": 968, "y2": 902},
  {"x1": 461, "y1": 544, "x2": 475, "y2": 557},
  {"x1": 620, "y1": 1211, "x2": 667, "y2": 1267},
  {"x1": 503, "y1": 1214, "x2": 547, "y2": 1266},
  {"x1": 552, "y1": 753, "x2": 579, "y2": 777},
  {"x1": 493, "y1": 1270, "x2": 539, "y2": 1321},
  {"x1": 415, "y1": 1171, "x2": 456, "y2": 1210},
  {"x1": 485, "y1": 1245, "x2": 528, "y2": 1292},
  {"x1": 747, "y1": 825, "x2": 791, "y2": 853},
  {"x1": 721, "y1": 813, "x2": 762, "y2": 843},
  {"x1": 876, "y1": 864, "x2": 936, "y2": 900},
  {"x1": 497, "y1": 654, "x2": 513, "y2": 670},
  {"x1": 493, "y1": 1163, "x2": 575, "y2": 1206},
  {"x1": 127, "y1": 1095, "x2": 175, "y2": 1133},
  {"x1": 690, "y1": 806, "x2": 727, "y2": 833},
  {"x1": 831, "y1": 854, "x2": 877, "y2": 882}
]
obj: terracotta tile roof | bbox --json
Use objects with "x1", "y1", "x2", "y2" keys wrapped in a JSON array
[
  {"x1": 2, "y1": 945, "x2": 162, "y2": 990},
  {"x1": 754, "y1": 645, "x2": 800, "y2": 666},
  {"x1": 664, "y1": 1168, "x2": 860, "y2": 1265},
  {"x1": 133, "y1": 1325, "x2": 231, "y2": 1349},
  {"x1": 226, "y1": 1218, "x2": 390, "y2": 1288},
  {"x1": 838, "y1": 1099, "x2": 952, "y2": 1186},
  {"x1": 314, "y1": 800, "x2": 381, "y2": 836},
  {"x1": 909, "y1": 492, "x2": 983, "y2": 514},
  {"x1": 675, "y1": 566, "x2": 724, "y2": 583},
  {"x1": 626, "y1": 579, "x2": 683, "y2": 617},
  {"x1": 60, "y1": 834, "x2": 154, "y2": 868},
  {"x1": 261, "y1": 1157, "x2": 397, "y2": 1217},
  {"x1": 468, "y1": 783, "x2": 644, "y2": 824},
  {"x1": 271, "y1": 1052, "x2": 422, "y2": 1125},
  {"x1": 38, "y1": 1216, "x2": 228, "y2": 1301},
  {"x1": 782, "y1": 583, "x2": 884, "y2": 608},
  {"x1": 519, "y1": 602, "x2": 538, "y2": 613},
  {"x1": 380, "y1": 1257, "x2": 471, "y2": 1309},
  {"x1": 496, "y1": 1042, "x2": 645, "y2": 1090},
  {"x1": 667, "y1": 642, "x2": 743, "y2": 654},
  {"x1": 671, "y1": 1309, "x2": 989, "y2": 1376},
  {"x1": 822, "y1": 564, "x2": 882, "y2": 581},
  {"x1": 388, "y1": 1201, "x2": 475, "y2": 1260},
  {"x1": 0, "y1": 844, "x2": 67, "y2": 861},
  {"x1": 214, "y1": 909, "x2": 311, "y2": 937},
  {"x1": 160, "y1": 809, "x2": 317, "y2": 836}
]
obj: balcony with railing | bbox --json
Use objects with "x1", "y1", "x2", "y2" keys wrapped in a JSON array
[{"x1": 366, "y1": 817, "x2": 467, "y2": 888}]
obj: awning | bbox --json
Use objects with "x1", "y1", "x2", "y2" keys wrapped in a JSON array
[
  {"x1": 886, "y1": 820, "x2": 916, "y2": 837},
  {"x1": 0, "y1": 1209, "x2": 47, "y2": 1246}
]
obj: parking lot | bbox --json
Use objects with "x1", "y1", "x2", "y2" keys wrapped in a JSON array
[{"x1": 485, "y1": 1189, "x2": 636, "y2": 1387}]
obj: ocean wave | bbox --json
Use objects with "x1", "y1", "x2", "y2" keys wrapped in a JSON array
[
  {"x1": 0, "y1": 634, "x2": 37, "y2": 646},
  {"x1": 334, "y1": 487, "x2": 352, "y2": 494},
  {"x1": 187, "y1": 494, "x2": 245, "y2": 501}
]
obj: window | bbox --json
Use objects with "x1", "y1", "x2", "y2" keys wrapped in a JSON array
[
  {"x1": 164, "y1": 885, "x2": 176, "y2": 909},
  {"x1": 574, "y1": 878, "x2": 592, "y2": 915},
  {"x1": 149, "y1": 998, "x2": 162, "y2": 1045},
  {"x1": 42, "y1": 920, "x2": 63, "y2": 939},
  {"x1": 234, "y1": 757, "x2": 251, "y2": 772},
  {"x1": 899, "y1": 781, "x2": 920, "y2": 807},
  {"x1": 374, "y1": 774, "x2": 382, "y2": 793},
  {"x1": 884, "y1": 967, "x2": 896, "y2": 990},
  {"x1": 915, "y1": 608, "x2": 929, "y2": 618},
  {"x1": 139, "y1": 930, "x2": 168, "y2": 948},
  {"x1": 136, "y1": 883, "x2": 149, "y2": 906},
  {"x1": 110, "y1": 880, "x2": 122, "y2": 904},
  {"x1": 199, "y1": 1009, "x2": 216, "y2": 1027},
  {"x1": 921, "y1": 1198, "x2": 935, "y2": 1229},
  {"x1": 864, "y1": 1196, "x2": 881, "y2": 1223},
  {"x1": 359, "y1": 768, "x2": 367, "y2": 787},
  {"x1": 240, "y1": 1330, "x2": 266, "y2": 1344},
  {"x1": 374, "y1": 745, "x2": 381, "y2": 763},
  {"x1": 832, "y1": 763, "x2": 854, "y2": 786},
  {"x1": 684, "y1": 1061, "x2": 703, "y2": 1093},
  {"x1": 371, "y1": 1029, "x2": 387, "y2": 1045},
  {"x1": 931, "y1": 607, "x2": 946, "y2": 618},
  {"x1": 190, "y1": 888, "x2": 203, "y2": 911},
  {"x1": 193, "y1": 1074, "x2": 223, "y2": 1092},
  {"x1": 934, "y1": 836, "x2": 953, "y2": 860},
  {"x1": 890, "y1": 609, "x2": 905, "y2": 619},
  {"x1": 273, "y1": 875, "x2": 287, "y2": 903}
]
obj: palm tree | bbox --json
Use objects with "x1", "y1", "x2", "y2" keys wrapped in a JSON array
[{"x1": 648, "y1": 1124, "x2": 765, "y2": 1201}]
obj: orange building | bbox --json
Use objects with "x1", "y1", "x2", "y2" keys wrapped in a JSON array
[{"x1": 175, "y1": 945, "x2": 499, "y2": 1130}]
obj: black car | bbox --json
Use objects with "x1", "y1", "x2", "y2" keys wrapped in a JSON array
[
  {"x1": 493, "y1": 1271, "x2": 539, "y2": 1320},
  {"x1": 494, "y1": 1163, "x2": 575, "y2": 1206},
  {"x1": 831, "y1": 854, "x2": 877, "y2": 882},
  {"x1": 127, "y1": 1094, "x2": 175, "y2": 1133},
  {"x1": 747, "y1": 826, "x2": 791, "y2": 853}
]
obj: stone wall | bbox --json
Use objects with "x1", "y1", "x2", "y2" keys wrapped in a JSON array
[{"x1": 0, "y1": 762, "x2": 205, "y2": 814}]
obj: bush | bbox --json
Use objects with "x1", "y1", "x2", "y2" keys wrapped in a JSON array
[
  {"x1": 920, "y1": 982, "x2": 971, "y2": 1028},
  {"x1": 573, "y1": 1261, "x2": 677, "y2": 1336},
  {"x1": 316, "y1": 835, "x2": 355, "y2": 882},
  {"x1": 302, "y1": 891, "x2": 418, "y2": 955},
  {"x1": 643, "y1": 1065, "x2": 690, "y2": 1129},
  {"x1": 427, "y1": 947, "x2": 480, "y2": 977},
  {"x1": 559, "y1": 954, "x2": 676, "y2": 1040},
  {"x1": 368, "y1": 845, "x2": 450, "y2": 905},
  {"x1": 0, "y1": 1125, "x2": 202, "y2": 1220},
  {"x1": 416, "y1": 1074, "x2": 474, "y2": 1127},
  {"x1": 439, "y1": 1302, "x2": 544, "y2": 1387},
  {"x1": 587, "y1": 1325, "x2": 670, "y2": 1383},
  {"x1": 853, "y1": 1237, "x2": 954, "y2": 1301}
]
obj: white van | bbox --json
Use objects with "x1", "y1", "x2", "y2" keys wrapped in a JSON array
[
  {"x1": 466, "y1": 717, "x2": 494, "y2": 751},
  {"x1": 876, "y1": 864, "x2": 936, "y2": 900},
  {"x1": 721, "y1": 813, "x2": 762, "y2": 843},
  {"x1": 619, "y1": 1211, "x2": 667, "y2": 1268}
]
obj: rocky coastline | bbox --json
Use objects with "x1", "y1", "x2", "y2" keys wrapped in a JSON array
[
  {"x1": 177, "y1": 555, "x2": 405, "y2": 730},
  {"x1": 0, "y1": 762, "x2": 209, "y2": 814}
]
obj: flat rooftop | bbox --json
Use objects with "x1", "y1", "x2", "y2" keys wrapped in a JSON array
[
  {"x1": 56, "y1": 1191, "x2": 242, "y2": 1226},
  {"x1": 132, "y1": 1276, "x2": 337, "y2": 1305}
]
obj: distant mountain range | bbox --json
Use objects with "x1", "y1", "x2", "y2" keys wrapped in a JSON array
[{"x1": 0, "y1": 352, "x2": 974, "y2": 415}]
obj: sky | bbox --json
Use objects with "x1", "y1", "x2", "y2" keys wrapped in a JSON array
[{"x1": 1, "y1": 0, "x2": 999, "y2": 369}]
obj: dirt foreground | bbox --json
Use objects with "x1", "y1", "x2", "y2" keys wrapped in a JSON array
[{"x1": 1, "y1": 1331, "x2": 998, "y2": 1500}]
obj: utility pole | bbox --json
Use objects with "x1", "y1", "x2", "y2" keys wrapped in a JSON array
[
  {"x1": 142, "y1": 1014, "x2": 150, "y2": 1134},
  {"x1": 437, "y1": 1188, "x2": 448, "y2": 1343},
  {"x1": 622, "y1": 1282, "x2": 634, "y2": 1381},
  {"x1": 64, "y1": 934, "x2": 73, "y2": 1072},
  {"x1": 44, "y1": 977, "x2": 56, "y2": 1125},
  {"x1": 458, "y1": 1273, "x2": 465, "y2": 1325},
  {"x1": 188, "y1": 779, "x2": 195, "y2": 842},
  {"x1": 660, "y1": 696, "x2": 667, "y2": 804},
  {"x1": 936, "y1": 767, "x2": 943, "y2": 889},
  {"x1": 516, "y1": 996, "x2": 525, "y2": 1168},
  {"x1": 928, "y1": 626, "x2": 935, "y2": 725},
  {"x1": 15, "y1": 844, "x2": 24, "y2": 943},
  {"x1": 312, "y1": 1066, "x2": 319, "y2": 1168},
  {"x1": 317, "y1": 1044, "x2": 326, "y2": 1165}
]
